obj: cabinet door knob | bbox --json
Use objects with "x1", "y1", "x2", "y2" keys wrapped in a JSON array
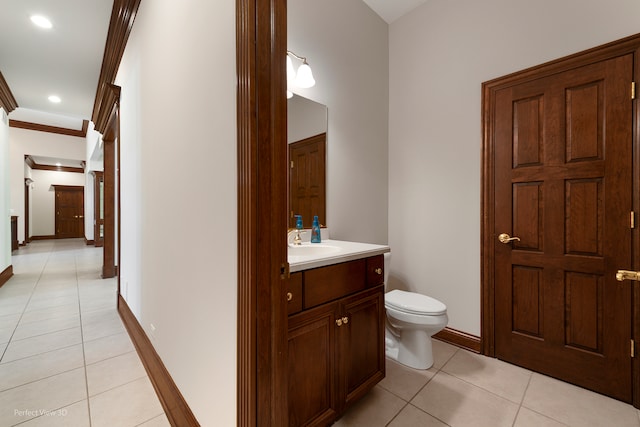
[
  {"x1": 286, "y1": 292, "x2": 293, "y2": 301},
  {"x1": 374, "y1": 268, "x2": 382, "y2": 275},
  {"x1": 335, "y1": 318, "x2": 343, "y2": 327},
  {"x1": 342, "y1": 316, "x2": 349, "y2": 324}
]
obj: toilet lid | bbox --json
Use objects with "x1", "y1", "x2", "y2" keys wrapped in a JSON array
[{"x1": 385, "y1": 290, "x2": 447, "y2": 315}]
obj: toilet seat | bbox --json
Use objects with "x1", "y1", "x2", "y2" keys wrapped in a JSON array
[{"x1": 385, "y1": 290, "x2": 446, "y2": 316}]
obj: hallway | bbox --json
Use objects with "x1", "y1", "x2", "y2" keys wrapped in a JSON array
[{"x1": 0, "y1": 239, "x2": 168, "y2": 426}]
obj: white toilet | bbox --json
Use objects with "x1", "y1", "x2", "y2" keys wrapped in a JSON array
[{"x1": 384, "y1": 254, "x2": 448, "y2": 370}]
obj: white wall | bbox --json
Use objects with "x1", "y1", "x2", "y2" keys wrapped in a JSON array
[
  {"x1": 0, "y1": 109, "x2": 10, "y2": 272},
  {"x1": 388, "y1": 0, "x2": 640, "y2": 335},
  {"x1": 289, "y1": 0, "x2": 388, "y2": 244},
  {"x1": 8, "y1": 127, "x2": 85, "y2": 243},
  {"x1": 29, "y1": 169, "x2": 84, "y2": 237},
  {"x1": 84, "y1": 123, "x2": 102, "y2": 241},
  {"x1": 115, "y1": 0, "x2": 236, "y2": 425}
]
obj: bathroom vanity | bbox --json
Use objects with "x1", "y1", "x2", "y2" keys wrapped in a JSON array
[{"x1": 287, "y1": 240, "x2": 390, "y2": 426}]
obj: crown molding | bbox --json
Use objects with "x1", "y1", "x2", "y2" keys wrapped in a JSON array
[
  {"x1": 25, "y1": 155, "x2": 84, "y2": 174},
  {"x1": 91, "y1": 0, "x2": 141, "y2": 126},
  {"x1": 10, "y1": 119, "x2": 89, "y2": 137},
  {"x1": 0, "y1": 71, "x2": 18, "y2": 113}
]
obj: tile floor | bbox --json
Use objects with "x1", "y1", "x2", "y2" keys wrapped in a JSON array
[
  {"x1": 3, "y1": 239, "x2": 640, "y2": 427},
  {"x1": 0, "y1": 239, "x2": 168, "y2": 427},
  {"x1": 337, "y1": 339, "x2": 640, "y2": 427}
]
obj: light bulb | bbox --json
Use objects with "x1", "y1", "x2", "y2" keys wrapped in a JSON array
[{"x1": 295, "y1": 63, "x2": 315, "y2": 88}]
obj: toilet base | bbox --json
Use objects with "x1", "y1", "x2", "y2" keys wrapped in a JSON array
[{"x1": 385, "y1": 328, "x2": 434, "y2": 370}]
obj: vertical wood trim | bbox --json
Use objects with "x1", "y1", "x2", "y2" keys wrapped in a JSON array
[
  {"x1": 632, "y1": 46, "x2": 640, "y2": 410},
  {"x1": 237, "y1": 0, "x2": 288, "y2": 424},
  {"x1": 0, "y1": 265, "x2": 13, "y2": 288},
  {"x1": 118, "y1": 295, "x2": 199, "y2": 426},
  {"x1": 102, "y1": 87, "x2": 120, "y2": 278},
  {"x1": 24, "y1": 179, "x2": 30, "y2": 243},
  {"x1": 236, "y1": 0, "x2": 257, "y2": 423}
]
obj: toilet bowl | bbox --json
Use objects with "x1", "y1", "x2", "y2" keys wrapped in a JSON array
[{"x1": 383, "y1": 254, "x2": 448, "y2": 370}]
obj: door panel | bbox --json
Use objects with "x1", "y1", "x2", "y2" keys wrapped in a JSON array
[
  {"x1": 289, "y1": 133, "x2": 326, "y2": 228},
  {"x1": 494, "y1": 54, "x2": 633, "y2": 401},
  {"x1": 55, "y1": 187, "x2": 84, "y2": 239}
]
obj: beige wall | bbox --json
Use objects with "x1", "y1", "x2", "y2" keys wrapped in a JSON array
[
  {"x1": 8, "y1": 127, "x2": 85, "y2": 244},
  {"x1": 29, "y1": 169, "x2": 85, "y2": 237},
  {"x1": 289, "y1": 0, "x2": 389, "y2": 244},
  {"x1": 388, "y1": 0, "x2": 640, "y2": 335},
  {"x1": 114, "y1": 0, "x2": 237, "y2": 425}
]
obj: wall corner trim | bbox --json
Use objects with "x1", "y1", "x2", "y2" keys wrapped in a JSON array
[
  {"x1": 0, "y1": 265, "x2": 13, "y2": 288},
  {"x1": 117, "y1": 295, "x2": 200, "y2": 426}
]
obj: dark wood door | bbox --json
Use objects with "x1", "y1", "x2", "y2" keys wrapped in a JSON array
[
  {"x1": 339, "y1": 285, "x2": 385, "y2": 411},
  {"x1": 55, "y1": 186, "x2": 84, "y2": 238},
  {"x1": 289, "y1": 133, "x2": 326, "y2": 228},
  {"x1": 493, "y1": 54, "x2": 633, "y2": 401}
]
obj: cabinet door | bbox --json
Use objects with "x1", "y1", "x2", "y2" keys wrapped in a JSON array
[
  {"x1": 288, "y1": 303, "x2": 339, "y2": 426},
  {"x1": 338, "y1": 285, "x2": 385, "y2": 410}
]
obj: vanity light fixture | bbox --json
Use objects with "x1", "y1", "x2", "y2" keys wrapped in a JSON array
[
  {"x1": 287, "y1": 50, "x2": 316, "y2": 89},
  {"x1": 30, "y1": 15, "x2": 52, "y2": 29}
]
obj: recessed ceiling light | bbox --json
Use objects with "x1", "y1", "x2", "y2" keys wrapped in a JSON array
[
  {"x1": 55, "y1": 162, "x2": 62, "y2": 167},
  {"x1": 30, "y1": 15, "x2": 52, "y2": 29},
  {"x1": 48, "y1": 95, "x2": 61, "y2": 103}
]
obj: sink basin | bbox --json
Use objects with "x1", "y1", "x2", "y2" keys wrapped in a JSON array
[{"x1": 288, "y1": 243, "x2": 341, "y2": 257}]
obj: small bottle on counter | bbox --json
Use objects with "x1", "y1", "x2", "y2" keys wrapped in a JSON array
[{"x1": 311, "y1": 215, "x2": 321, "y2": 243}]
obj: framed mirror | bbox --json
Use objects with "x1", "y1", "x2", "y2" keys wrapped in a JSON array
[{"x1": 287, "y1": 93, "x2": 327, "y2": 229}]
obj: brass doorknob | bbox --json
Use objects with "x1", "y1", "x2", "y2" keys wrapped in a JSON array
[
  {"x1": 616, "y1": 270, "x2": 640, "y2": 281},
  {"x1": 498, "y1": 233, "x2": 521, "y2": 244}
]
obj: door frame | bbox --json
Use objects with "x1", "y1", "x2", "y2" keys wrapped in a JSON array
[
  {"x1": 92, "y1": 171, "x2": 105, "y2": 247},
  {"x1": 481, "y1": 33, "x2": 640, "y2": 407},
  {"x1": 236, "y1": 0, "x2": 289, "y2": 425},
  {"x1": 53, "y1": 185, "x2": 85, "y2": 239}
]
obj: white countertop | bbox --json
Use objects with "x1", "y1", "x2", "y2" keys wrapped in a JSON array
[{"x1": 288, "y1": 239, "x2": 390, "y2": 272}]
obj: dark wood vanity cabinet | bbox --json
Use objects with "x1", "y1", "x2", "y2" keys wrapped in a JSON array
[{"x1": 287, "y1": 255, "x2": 385, "y2": 426}]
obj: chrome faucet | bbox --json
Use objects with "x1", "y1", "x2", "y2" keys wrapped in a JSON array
[{"x1": 288, "y1": 228, "x2": 304, "y2": 246}]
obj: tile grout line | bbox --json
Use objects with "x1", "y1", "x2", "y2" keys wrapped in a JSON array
[
  {"x1": 74, "y1": 245, "x2": 94, "y2": 427},
  {"x1": 510, "y1": 372, "x2": 533, "y2": 427},
  {"x1": 384, "y1": 349, "x2": 460, "y2": 426},
  {"x1": 0, "y1": 247, "x2": 52, "y2": 363}
]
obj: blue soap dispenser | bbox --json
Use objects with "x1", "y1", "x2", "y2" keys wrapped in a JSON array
[
  {"x1": 311, "y1": 215, "x2": 321, "y2": 243},
  {"x1": 295, "y1": 215, "x2": 303, "y2": 230}
]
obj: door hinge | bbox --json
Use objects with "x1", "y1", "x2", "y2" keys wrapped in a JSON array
[
  {"x1": 632, "y1": 339, "x2": 636, "y2": 358},
  {"x1": 632, "y1": 82, "x2": 636, "y2": 100},
  {"x1": 280, "y1": 262, "x2": 290, "y2": 279},
  {"x1": 290, "y1": 160, "x2": 294, "y2": 169},
  {"x1": 631, "y1": 211, "x2": 635, "y2": 229}
]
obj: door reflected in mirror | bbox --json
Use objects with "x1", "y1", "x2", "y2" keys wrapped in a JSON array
[{"x1": 288, "y1": 94, "x2": 327, "y2": 229}]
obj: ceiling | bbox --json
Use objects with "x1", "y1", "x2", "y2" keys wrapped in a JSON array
[
  {"x1": 0, "y1": 0, "x2": 112, "y2": 130},
  {"x1": 0, "y1": 0, "x2": 424, "y2": 167},
  {"x1": 362, "y1": 0, "x2": 428, "y2": 23}
]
